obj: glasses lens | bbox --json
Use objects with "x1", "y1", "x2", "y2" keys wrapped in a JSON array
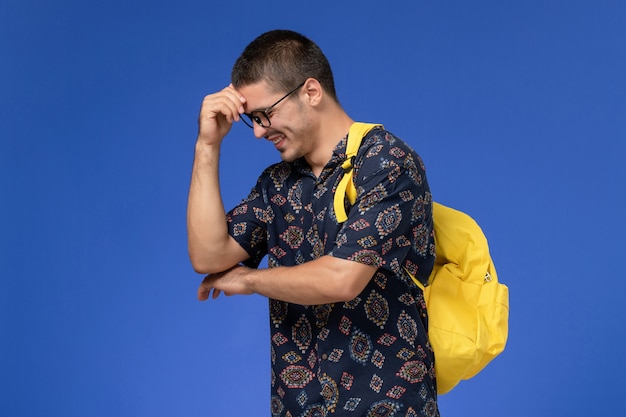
[
  {"x1": 251, "y1": 111, "x2": 270, "y2": 128},
  {"x1": 242, "y1": 114, "x2": 254, "y2": 128},
  {"x1": 242, "y1": 112, "x2": 270, "y2": 128}
]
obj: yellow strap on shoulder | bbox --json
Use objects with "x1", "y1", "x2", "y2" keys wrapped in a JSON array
[{"x1": 334, "y1": 122, "x2": 383, "y2": 223}]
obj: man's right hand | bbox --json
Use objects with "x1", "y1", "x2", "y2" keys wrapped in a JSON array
[{"x1": 197, "y1": 84, "x2": 247, "y2": 146}]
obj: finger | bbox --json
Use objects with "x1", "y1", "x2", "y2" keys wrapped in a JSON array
[
  {"x1": 199, "y1": 90, "x2": 245, "y2": 125},
  {"x1": 219, "y1": 85, "x2": 247, "y2": 117},
  {"x1": 225, "y1": 84, "x2": 247, "y2": 105},
  {"x1": 200, "y1": 94, "x2": 241, "y2": 124},
  {"x1": 197, "y1": 280, "x2": 211, "y2": 301}
]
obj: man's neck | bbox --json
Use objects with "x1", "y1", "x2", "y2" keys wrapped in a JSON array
[{"x1": 305, "y1": 109, "x2": 354, "y2": 177}]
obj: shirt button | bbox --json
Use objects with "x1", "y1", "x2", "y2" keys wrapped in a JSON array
[{"x1": 321, "y1": 353, "x2": 328, "y2": 360}]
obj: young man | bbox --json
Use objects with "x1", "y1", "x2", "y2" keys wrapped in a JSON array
[{"x1": 188, "y1": 30, "x2": 439, "y2": 417}]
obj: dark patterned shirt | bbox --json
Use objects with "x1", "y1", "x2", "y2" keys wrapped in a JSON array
[{"x1": 226, "y1": 127, "x2": 439, "y2": 417}]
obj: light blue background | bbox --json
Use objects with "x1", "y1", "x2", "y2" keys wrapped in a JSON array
[{"x1": 2, "y1": 1, "x2": 625, "y2": 416}]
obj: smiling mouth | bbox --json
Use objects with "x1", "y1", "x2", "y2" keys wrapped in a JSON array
[{"x1": 268, "y1": 134, "x2": 285, "y2": 147}]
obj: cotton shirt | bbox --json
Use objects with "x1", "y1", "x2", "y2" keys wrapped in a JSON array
[{"x1": 227, "y1": 127, "x2": 439, "y2": 417}]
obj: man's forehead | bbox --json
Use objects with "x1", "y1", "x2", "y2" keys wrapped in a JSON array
[{"x1": 238, "y1": 81, "x2": 277, "y2": 111}]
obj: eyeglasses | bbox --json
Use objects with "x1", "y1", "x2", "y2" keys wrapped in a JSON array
[{"x1": 241, "y1": 81, "x2": 306, "y2": 129}]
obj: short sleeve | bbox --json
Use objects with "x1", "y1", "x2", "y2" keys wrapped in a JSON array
[
  {"x1": 226, "y1": 174, "x2": 270, "y2": 268},
  {"x1": 329, "y1": 132, "x2": 435, "y2": 284}
]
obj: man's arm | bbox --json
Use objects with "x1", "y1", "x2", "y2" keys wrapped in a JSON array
[
  {"x1": 198, "y1": 255, "x2": 378, "y2": 305},
  {"x1": 187, "y1": 85, "x2": 250, "y2": 274}
]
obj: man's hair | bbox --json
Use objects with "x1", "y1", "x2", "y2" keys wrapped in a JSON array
[{"x1": 231, "y1": 30, "x2": 338, "y2": 102}]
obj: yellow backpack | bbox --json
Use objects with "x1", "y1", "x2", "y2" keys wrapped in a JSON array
[{"x1": 335, "y1": 122, "x2": 510, "y2": 394}]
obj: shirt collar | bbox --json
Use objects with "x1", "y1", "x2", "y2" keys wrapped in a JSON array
[{"x1": 293, "y1": 134, "x2": 349, "y2": 178}]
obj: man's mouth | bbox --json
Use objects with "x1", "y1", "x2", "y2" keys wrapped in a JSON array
[{"x1": 268, "y1": 134, "x2": 285, "y2": 147}]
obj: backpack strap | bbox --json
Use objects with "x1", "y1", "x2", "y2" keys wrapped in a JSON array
[
  {"x1": 333, "y1": 122, "x2": 425, "y2": 289},
  {"x1": 334, "y1": 122, "x2": 383, "y2": 223}
]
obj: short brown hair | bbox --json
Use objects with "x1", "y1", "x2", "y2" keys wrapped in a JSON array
[{"x1": 231, "y1": 30, "x2": 338, "y2": 101}]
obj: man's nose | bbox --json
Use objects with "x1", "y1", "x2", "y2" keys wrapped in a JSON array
[{"x1": 253, "y1": 123, "x2": 268, "y2": 139}]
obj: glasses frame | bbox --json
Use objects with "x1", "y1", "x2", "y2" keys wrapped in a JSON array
[{"x1": 241, "y1": 81, "x2": 306, "y2": 129}]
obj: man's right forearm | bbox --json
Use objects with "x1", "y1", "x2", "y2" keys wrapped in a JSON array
[{"x1": 187, "y1": 142, "x2": 242, "y2": 273}]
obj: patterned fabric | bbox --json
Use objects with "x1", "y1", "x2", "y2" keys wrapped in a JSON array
[{"x1": 227, "y1": 128, "x2": 439, "y2": 416}]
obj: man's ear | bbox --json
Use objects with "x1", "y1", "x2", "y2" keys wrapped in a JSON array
[{"x1": 302, "y1": 78, "x2": 323, "y2": 106}]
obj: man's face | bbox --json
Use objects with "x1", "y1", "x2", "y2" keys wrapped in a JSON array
[{"x1": 238, "y1": 81, "x2": 315, "y2": 163}]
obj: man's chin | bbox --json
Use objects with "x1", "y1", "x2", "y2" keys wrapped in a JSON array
[{"x1": 278, "y1": 150, "x2": 298, "y2": 163}]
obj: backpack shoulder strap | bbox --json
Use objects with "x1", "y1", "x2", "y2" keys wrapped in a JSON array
[{"x1": 334, "y1": 122, "x2": 383, "y2": 223}]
